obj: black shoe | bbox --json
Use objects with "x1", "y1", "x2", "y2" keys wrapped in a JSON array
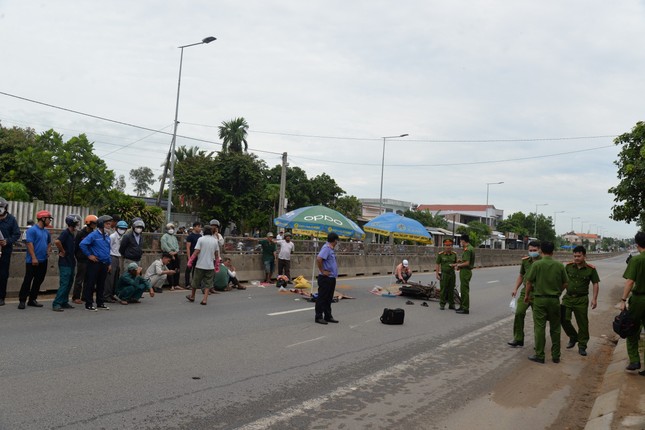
[
  {"x1": 97, "y1": 304, "x2": 110, "y2": 310},
  {"x1": 455, "y1": 309, "x2": 469, "y2": 314},
  {"x1": 18, "y1": 301, "x2": 25, "y2": 310},
  {"x1": 153, "y1": 287, "x2": 163, "y2": 293},
  {"x1": 27, "y1": 300, "x2": 43, "y2": 308},
  {"x1": 553, "y1": 358, "x2": 560, "y2": 363},
  {"x1": 421, "y1": 302, "x2": 429, "y2": 307},
  {"x1": 405, "y1": 300, "x2": 414, "y2": 305},
  {"x1": 0, "y1": 298, "x2": 5, "y2": 306},
  {"x1": 85, "y1": 306, "x2": 98, "y2": 312},
  {"x1": 507, "y1": 340, "x2": 524, "y2": 347},
  {"x1": 315, "y1": 318, "x2": 328, "y2": 325},
  {"x1": 52, "y1": 306, "x2": 64, "y2": 312},
  {"x1": 638, "y1": 370, "x2": 645, "y2": 376},
  {"x1": 566, "y1": 339, "x2": 577, "y2": 349},
  {"x1": 579, "y1": 348, "x2": 587, "y2": 356},
  {"x1": 325, "y1": 318, "x2": 339, "y2": 323},
  {"x1": 626, "y1": 362, "x2": 641, "y2": 371},
  {"x1": 448, "y1": 305, "x2": 455, "y2": 310},
  {"x1": 61, "y1": 303, "x2": 75, "y2": 309},
  {"x1": 528, "y1": 355, "x2": 545, "y2": 364}
]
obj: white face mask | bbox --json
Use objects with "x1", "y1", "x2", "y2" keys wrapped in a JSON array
[
  {"x1": 117, "y1": 228, "x2": 127, "y2": 235},
  {"x1": 0, "y1": 207, "x2": 5, "y2": 215},
  {"x1": 134, "y1": 227, "x2": 143, "y2": 234},
  {"x1": 168, "y1": 229, "x2": 175, "y2": 235}
]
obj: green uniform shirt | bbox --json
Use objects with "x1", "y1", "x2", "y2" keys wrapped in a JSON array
[
  {"x1": 525, "y1": 255, "x2": 568, "y2": 296},
  {"x1": 160, "y1": 233, "x2": 179, "y2": 253},
  {"x1": 519, "y1": 256, "x2": 540, "y2": 286},
  {"x1": 436, "y1": 251, "x2": 457, "y2": 273},
  {"x1": 461, "y1": 244, "x2": 475, "y2": 270},
  {"x1": 259, "y1": 239, "x2": 276, "y2": 262},
  {"x1": 565, "y1": 262, "x2": 600, "y2": 296},
  {"x1": 623, "y1": 251, "x2": 645, "y2": 294},
  {"x1": 213, "y1": 266, "x2": 231, "y2": 290}
]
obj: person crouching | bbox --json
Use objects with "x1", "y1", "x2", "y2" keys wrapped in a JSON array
[
  {"x1": 116, "y1": 262, "x2": 154, "y2": 304},
  {"x1": 145, "y1": 253, "x2": 176, "y2": 293}
]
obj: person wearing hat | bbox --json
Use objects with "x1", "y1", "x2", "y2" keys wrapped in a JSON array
[
  {"x1": 209, "y1": 219, "x2": 225, "y2": 249},
  {"x1": 258, "y1": 232, "x2": 277, "y2": 283},
  {"x1": 79, "y1": 215, "x2": 114, "y2": 311},
  {"x1": 116, "y1": 262, "x2": 154, "y2": 304},
  {"x1": 395, "y1": 259, "x2": 412, "y2": 284},
  {"x1": 119, "y1": 218, "x2": 145, "y2": 268},
  {"x1": 435, "y1": 239, "x2": 458, "y2": 310},
  {"x1": 0, "y1": 197, "x2": 21, "y2": 307},
  {"x1": 276, "y1": 232, "x2": 295, "y2": 282},
  {"x1": 18, "y1": 210, "x2": 53, "y2": 309},
  {"x1": 161, "y1": 222, "x2": 182, "y2": 290}
]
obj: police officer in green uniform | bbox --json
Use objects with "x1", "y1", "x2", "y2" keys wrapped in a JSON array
[
  {"x1": 562, "y1": 245, "x2": 600, "y2": 356},
  {"x1": 620, "y1": 231, "x2": 645, "y2": 373},
  {"x1": 508, "y1": 240, "x2": 541, "y2": 347},
  {"x1": 524, "y1": 241, "x2": 568, "y2": 364},
  {"x1": 435, "y1": 238, "x2": 458, "y2": 310},
  {"x1": 455, "y1": 234, "x2": 475, "y2": 314}
]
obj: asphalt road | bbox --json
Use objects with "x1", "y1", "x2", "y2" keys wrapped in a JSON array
[{"x1": 0, "y1": 255, "x2": 627, "y2": 429}]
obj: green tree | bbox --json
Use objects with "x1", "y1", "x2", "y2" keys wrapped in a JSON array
[
  {"x1": 218, "y1": 117, "x2": 249, "y2": 153},
  {"x1": 309, "y1": 173, "x2": 345, "y2": 206},
  {"x1": 113, "y1": 175, "x2": 126, "y2": 193},
  {"x1": 497, "y1": 211, "x2": 555, "y2": 241},
  {"x1": 0, "y1": 182, "x2": 30, "y2": 201},
  {"x1": 456, "y1": 221, "x2": 491, "y2": 247},
  {"x1": 129, "y1": 166, "x2": 156, "y2": 196},
  {"x1": 99, "y1": 193, "x2": 163, "y2": 232},
  {"x1": 609, "y1": 121, "x2": 645, "y2": 227},
  {"x1": 331, "y1": 195, "x2": 362, "y2": 220},
  {"x1": 173, "y1": 153, "x2": 219, "y2": 212},
  {"x1": 0, "y1": 124, "x2": 37, "y2": 182},
  {"x1": 266, "y1": 165, "x2": 313, "y2": 210},
  {"x1": 405, "y1": 209, "x2": 448, "y2": 229},
  {"x1": 497, "y1": 212, "x2": 530, "y2": 237}
]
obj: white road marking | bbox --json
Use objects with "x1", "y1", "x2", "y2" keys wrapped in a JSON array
[
  {"x1": 237, "y1": 315, "x2": 514, "y2": 430},
  {"x1": 267, "y1": 307, "x2": 315, "y2": 316},
  {"x1": 487, "y1": 280, "x2": 500, "y2": 284},
  {"x1": 286, "y1": 336, "x2": 327, "y2": 348}
]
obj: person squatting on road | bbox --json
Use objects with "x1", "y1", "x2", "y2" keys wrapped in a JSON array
[
  {"x1": 524, "y1": 241, "x2": 569, "y2": 364},
  {"x1": 186, "y1": 225, "x2": 220, "y2": 306},
  {"x1": 395, "y1": 259, "x2": 412, "y2": 284},
  {"x1": 145, "y1": 253, "x2": 175, "y2": 294},
  {"x1": 620, "y1": 231, "x2": 645, "y2": 373},
  {"x1": 52, "y1": 214, "x2": 82, "y2": 312},
  {"x1": 508, "y1": 240, "x2": 541, "y2": 347},
  {"x1": 18, "y1": 210, "x2": 53, "y2": 309},
  {"x1": 435, "y1": 239, "x2": 457, "y2": 310},
  {"x1": 116, "y1": 262, "x2": 154, "y2": 304},
  {"x1": 561, "y1": 245, "x2": 600, "y2": 357},
  {"x1": 315, "y1": 232, "x2": 340, "y2": 325}
]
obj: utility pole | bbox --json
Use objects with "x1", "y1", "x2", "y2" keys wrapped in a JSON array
[
  {"x1": 278, "y1": 152, "x2": 288, "y2": 217},
  {"x1": 156, "y1": 151, "x2": 172, "y2": 206}
]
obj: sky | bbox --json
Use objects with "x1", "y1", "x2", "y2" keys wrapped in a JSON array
[{"x1": 1, "y1": 1, "x2": 644, "y2": 239}]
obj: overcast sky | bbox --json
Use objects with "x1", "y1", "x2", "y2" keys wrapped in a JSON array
[{"x1": 1, "y1": 1, "x2": 644, "y2": 238}]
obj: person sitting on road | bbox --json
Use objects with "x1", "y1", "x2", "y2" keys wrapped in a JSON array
[
  {"x1": 223, "y1": 257, "x2": 245, "y2": 290},
  {"x1": 395, "y1": 259, "x2": 412, "y2": 284},
  {"x1": 116, "y1": 262, "x2": 154, "y2": 304},
  {"x1": 145, "y1": 253, "x2": 176, "y2": 293}
]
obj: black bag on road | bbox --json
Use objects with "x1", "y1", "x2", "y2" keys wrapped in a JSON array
[{"x1": 381, "y1": 308, "x2": 405, "y2": 325}]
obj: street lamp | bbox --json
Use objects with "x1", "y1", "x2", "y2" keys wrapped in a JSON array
[
  {"x1": 580, "y1": 220, "x2": 588, "y2": 233},
  {"x1": 485, "y1": 181, "x2": 504, "y2": 226},
  {"x1": 534, "y1": 203, "x2": 548, "y2": 237},
  {"x1": 166, "y1": 36, "x2": 217, "y2": 223},
  {"x1": 553, "y1": 210, "x2": 565, "y2": 234},
  {"x1": 570, "y1": 216, "x2": 580, "y2": 233},
  {"x1": 378, "y1": 133, "x2": 408, "y2": 214}
]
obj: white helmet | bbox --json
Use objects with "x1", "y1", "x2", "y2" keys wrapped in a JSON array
[{"x1": 402, "y1": 259, "x2": 409, "y2": 267}]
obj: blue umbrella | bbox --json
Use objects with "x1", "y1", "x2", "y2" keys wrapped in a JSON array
[{"x1": 364, "y1": 213, "x2": 432, "y2": 244}]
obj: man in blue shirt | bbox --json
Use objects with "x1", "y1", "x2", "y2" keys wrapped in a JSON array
[
  {"x1": 18, "y1": 210, "x2": 52, "y2": 309},
  {"x1": 52, "y1": 214, "x2": 81, "y2": 312},
  {"x1": 80, "y1": 215, "x2": 113, "y2": 311},
  {"x1": 315, "y1": 232, "x2": 339, "y2": 325},
  {"x1": 0, "y1": 197, "x2": 21, "y2": 307}
]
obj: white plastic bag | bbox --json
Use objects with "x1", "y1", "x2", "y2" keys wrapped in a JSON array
[{"x1": 509, "y1": 296, "x2": 518, "y2": 313}]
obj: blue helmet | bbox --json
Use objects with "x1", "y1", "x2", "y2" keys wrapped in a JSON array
[{"x1": 116, "y1": 220, "x2": 128, "y2": 229}]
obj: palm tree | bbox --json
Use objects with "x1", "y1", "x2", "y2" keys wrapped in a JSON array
[{"x1": 218, "y1": 117, "x2": 249, "y2": 153}]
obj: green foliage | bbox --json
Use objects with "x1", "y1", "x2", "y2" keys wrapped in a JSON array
[
  {"x1": 129, "y1": 166, "x2": 156, "y2": 196},
  {"x1": 456, "y1": 221, "x2": 491, "y2": 247},
  {"x1": 113, "y1": 175, "x2": 126, "y2": 193},
  {"x1": 0, "y1": 124, "x2": 37, "y2": 181},
  {"x1": 331, "y1": 195, "x2": 362, "y2": 220},
  {"x1": 266, "y1": 165, "x2": 313, "y2": 209},
  {"x1": 0, "y1": 182, "x2": 30, "y2": 201},
  {"x1": 218, "y1": 117, "x2": 249, "y2": 153},
  {"x1": 99, "y1": 192, "x2": 163, "y2": 232},
  {"x1": 609, "y1": 121, "x2": 645, "y2": 227},
  {"x1": 309, "y1": 173, "x2": 345, "y2": 206},
  {"x1": 405, "y1": 209, "x2": 448, "y2": 229},
  {"x1": 497, "y1": 211, "x2": 555, "y2": 241}
]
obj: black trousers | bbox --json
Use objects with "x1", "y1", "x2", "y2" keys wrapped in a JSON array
[
  {"x1": 315, "y1": 275, "x2": 336, "y2": 320},
  {"x1": 0, "y1": 249, "x2": 12, "y2": 300},
  {"x1": 19, "y1": 261, "x2": 48, "y2": 302},
  {"x1": 84, "y1": 261, "x2": 108, "y2": 307},
  {"x1": 278, "y1": 259, "x2": 291, "y2": 280},
  {"x1": 167, "y1": 256, "x2": 180, "y2": 287},
  {"x1": 72, "y1": 260, "x2": 87, "y2": 301}
]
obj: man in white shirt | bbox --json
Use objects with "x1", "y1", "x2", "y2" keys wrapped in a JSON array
[
  {"x1": 277, "y1": 233, "x2": 295, "y2": 282},
  {"x1": 186, "y1": 226, "x2": 220, "y2": 305},
  {"x1": 104, "y1": 220, "x2": 128, "y2": 302}
]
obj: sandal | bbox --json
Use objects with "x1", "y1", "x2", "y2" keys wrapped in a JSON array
[
  {"x1": 405, "y1": 300, "x2": 414, "y2": 305},
  {"x1": 186, "y1": 295, "x2": 195, "y2": 302},
  {"x1": 421, "y1": 302, "x2": 429, "y2": 307},
  {"x1": 200, "y1": 301, "x2": 207, "y2": 305}
]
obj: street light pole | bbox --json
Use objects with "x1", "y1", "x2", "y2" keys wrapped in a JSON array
[
  {"x1": 485, "y1": 181, "x2": 504, "y2": 226},
  {"x1": 378, "y1": 133, "x2": 408, "y2": 214},
  {"x1": 570, "y1": 216, "x2": 580, "y2": 233},
  {"x1": 553, "y1": 210, "x2": 565, "y2": 234},
  {"x1": 165, "y1": 36, "x2": 216, "y2": 224},
  {"x1": 534, "y1": 203, "x2": 548, "y2": 237}
]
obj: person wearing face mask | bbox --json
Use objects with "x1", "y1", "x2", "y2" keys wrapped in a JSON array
[
  {"x1": 80, "y1": 215, "x2": 114, "y2": 311},
  {"x1": 507, "y1": 240, "x2": 541, "y2": 347},
  {"x1": 104, "y1": 220, "x2": 128, "y2": 303},
  {"x1": 18, "y1": 210, "x2": 53, "y2": 309},
  {"x1": 71, "y1": 215, "x2": 97, "y2": 304},
  {"x1": 0, "y1": 197, "x2": 21, "y2": 307},
  {"x1": 119, "y1": 218, "x2": 145, "y2": 268},
  {"x1": 160, "y1": 222, "x2": 182, "y2": 290},
  {"x1": 52, "y1": 214, "x2": 81, "y2": 311}
]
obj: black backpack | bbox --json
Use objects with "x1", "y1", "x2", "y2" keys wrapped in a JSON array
[
  {"x1": 380, "y1": 308, "x2": 405, "y2": 325},
  {"x1": 613, "y1": 310, "x2": 640, "y2": 339}
]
